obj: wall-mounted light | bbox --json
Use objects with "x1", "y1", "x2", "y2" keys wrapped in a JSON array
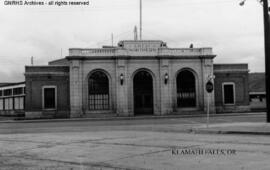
[
  {"x1": 120, "y1": 73, "x2": 124, "y2": 85},
  {"x1": 208, "y1": 75, "x2": 215, "y2": 81},
  {"x1": 164, "y1": 73, "x2": 169, "y2": 84}
]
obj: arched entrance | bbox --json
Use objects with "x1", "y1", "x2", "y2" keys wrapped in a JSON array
[
  {"x1": 177, "y1": 70, "x2": 196, "y2": 107},
  {"x1": 133, "y1": 71, "x2": 153, "y2": 115},
  {"x1": 88, "y1": 71, "x2": 109, "y2": 110}
]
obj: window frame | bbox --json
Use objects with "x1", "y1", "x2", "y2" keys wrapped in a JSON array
[
  {"x1": 14, "y1": 96, "x2": 24, "y2": 110},
  {"x1": 42, "y1": 86, "x2": 57, "y2": 110},
  {"x1": 4, "y1": 97, "x2": 13, "y2": 110},
  {"x1": 222, "y1": 82, "x2": 236, "y2": 105},
  {"x1": 13, "y1": 87, "x2": 23, "y2": 96},
  {"x1": 3, "y1": 89, "x2": 12, "y2": 97},
  {"x1": 0, "y1": 99, "x2": 3, "y2": 111},
  {"x1": 88, "y1": 71, "x2": 110, "y2": 111},
  {"x1": 176, "y1": 70, "x2": 197, "y2": 108}
]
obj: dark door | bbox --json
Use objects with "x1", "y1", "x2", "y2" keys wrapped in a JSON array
[{"x1": 134, "y1": 71, "x2": 153, "y2": 115}]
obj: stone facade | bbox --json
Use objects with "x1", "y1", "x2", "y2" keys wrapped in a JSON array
[
  {"x1": 63, "y1": 40, "x2": 216, "y2": 117},
  {"x1": 22, "y1": 40, "x2": 250, "y2": 118}
]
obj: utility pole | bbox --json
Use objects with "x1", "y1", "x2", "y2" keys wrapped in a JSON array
[
  {"x1": 31, "y1": 56, "x2": 34, "y2": 65},
  {"x1": 111, "y1": 33, "x2": 114, "y2": 46},
  {"x1": 240, "y1": 0, "x2": 270, "y2": 122},
  {"x1": 134, "y1": 26, "x2": 138, "y2": 41},
  {"x1": 140, "y1": 0, "x2": 142, "y2": 40},
  {"x1": 262, "y1": 0, "x2": 270, "y2": 122}
]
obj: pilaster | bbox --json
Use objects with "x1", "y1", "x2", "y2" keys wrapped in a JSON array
[
  {"x1": 70, "y1": 60, "x2": 83, "y2": 118},
  {"x1": 202, "y1": 58, "x2": 216, "y2": 114},
  {"x1": 116, "y1": 59, "x2": 129, "y2": 116},
  {"x1": 160, "y1": 59, "x2": 172, "y2": 115}
]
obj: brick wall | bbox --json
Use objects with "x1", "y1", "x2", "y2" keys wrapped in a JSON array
[
  {"x1": 25, "y1": 66, "x2": 70, "y2": 118},
  {"x1": 214, "y1": 64, "x2": 250, "y2": 113}
]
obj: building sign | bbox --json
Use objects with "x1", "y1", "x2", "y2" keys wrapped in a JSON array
[
  {"x1": 127, "y1": 43, "x2": 158, "y2": 52},
  {"x1": 121, "y1": 41, "x2": 162, "y2": 53}
]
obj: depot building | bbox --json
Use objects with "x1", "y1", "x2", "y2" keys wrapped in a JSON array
[{"x1": 22, "y1": 40, "x2": 249, "y2": 118}]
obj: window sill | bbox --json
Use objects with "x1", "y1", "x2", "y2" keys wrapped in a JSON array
[
  {"x1": 43, "y1": 108, "x2": 57, "y2": 111},
  {"x1": 223, "y1": 104, "x2": 235, "y2": 106}
]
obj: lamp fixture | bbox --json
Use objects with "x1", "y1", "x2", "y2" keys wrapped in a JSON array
[
  {"x1": 164, "y1": 73, "x2": 169, "y2": 84},
  {"x1": 120, "y1": 74, "x2": 124, "y2": 85}
]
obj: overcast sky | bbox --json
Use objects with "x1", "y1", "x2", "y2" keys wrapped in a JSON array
[{"x1": 0, "y1": 0, "x2": 266, "y2": 82}]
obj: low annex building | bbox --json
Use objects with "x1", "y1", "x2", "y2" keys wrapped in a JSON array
[
  {"x1": 23, "y1": 40, "x2": 250, "y2": 118},
  {"x1": 0, "y1": 82, "x2": 25, "y2": 116}
]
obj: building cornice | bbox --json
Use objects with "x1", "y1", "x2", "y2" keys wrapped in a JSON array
[
  {"x1": 24, "y1": 72, "x2": 69, "y2": 76},
  {"x1": 66, "y1": 55, "x2": 216, "y2": 60},
  {"x1": 214, "y1": 69, "x2": 249, "y2": 73}
]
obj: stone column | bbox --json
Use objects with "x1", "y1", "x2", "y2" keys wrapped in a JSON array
[{"x1": 202, "y1": 58, "x2": 216, "y2": 114}]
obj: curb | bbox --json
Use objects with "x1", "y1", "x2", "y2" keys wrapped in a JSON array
[
  {"x1": 0, "y1": 112, "x2": 266, "y2": 124},
  {"x1": 218, "y1": 131, "x2": 270, "y2": 135},
  {"x1": 191, "y1": 129, "x2": 270, "y2": 135}
]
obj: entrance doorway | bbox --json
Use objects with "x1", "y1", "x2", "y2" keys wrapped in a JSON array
[
  {"x1": 133, "y1": 71, "x2": 153, "y2": 115},
  {"x1": 177, "y1": 70, "x2": 196, "y2": 107}
]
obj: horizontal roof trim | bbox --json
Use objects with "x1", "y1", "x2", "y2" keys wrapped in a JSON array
[
  {"x1": 0, "y1": 82, "x2": 25, "y2": 88},
  {"x1": 66, "y1": 55, "x2": 216, "y2": 60},
  {"x1": 249, "y1": 92, "x2": 266, "y2": 95}
]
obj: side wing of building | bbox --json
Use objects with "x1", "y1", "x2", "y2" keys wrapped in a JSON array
[
  {"x1": 214, "y1": 64, "x2": 250, "y2": 113},
  {"x1": 24, "y1": 66, "x2": 70, "y2": 118}
]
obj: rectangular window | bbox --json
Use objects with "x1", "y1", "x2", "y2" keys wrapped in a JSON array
[
  {"x1": 4, "y1": 98, "x2": 8, "y2": 110},
  {"x1": 0, "y1": 99, "x2": 3, "y2": 110},
  {"x1": 4, "y1": 89, "x2": 12, "y2": 96},
  {"x1": 14, "y1": 97, "x2": 24, "y2": 110},
  {"x1": 223, "y1": 83, "x2": 235, "y2": 105},
  {"x1": 88, "y1": 94, "x2": 109, "y2": 110},
  {"x1": 13, "y1": 87, "x2": 23, "y2": 95},
  {"x1": 43, "y1": 87, "x2": 57, "y2": 110},
  {"x1": 20, "y1": 97, "x2": 24, "y2": 110},
  {"x1": 0, "y1": 90, "x2": 2, "y2": 97},
  {"x1": 14, "y1": 97, "x2": 19, "y2": 110},
  {"x1": 4, "y1": 98, "x2": 13, "y2": 110}
]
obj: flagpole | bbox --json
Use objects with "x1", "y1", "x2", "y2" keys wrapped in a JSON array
[{"x1": 140, "y1": 0, "x2": 142, "y2": 40}]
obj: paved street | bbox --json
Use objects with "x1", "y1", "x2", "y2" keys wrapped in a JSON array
[{"x1": 0, "y1": 113, "x2": 269, "y2": 170}]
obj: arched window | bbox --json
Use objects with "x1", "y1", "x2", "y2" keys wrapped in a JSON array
[
  {"x1": 88, "y1": 71, "x2": 109, "y2": 110},
  {"x1": 177, "y1": 70, "x2": 196, "y2": 107}
]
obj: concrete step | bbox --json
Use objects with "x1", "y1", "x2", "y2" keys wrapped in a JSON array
[
  {"x1": 83, "y1": 113, "x2": 117, "y2": 118},
  {"x1": 171, "y1": 110, "x2": 205, "y2": 115}
]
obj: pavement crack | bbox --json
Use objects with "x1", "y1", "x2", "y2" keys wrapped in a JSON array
[
  {"x1": 91, "y1": 141, "x2": 202, "y2": 150},
  {"x1": 0, "y1": 139, "x2": 52, "y2": 144},
  {"x1": 101, "y1": 148, "x2": 171, "y2": 164},
  {"x1": 101, "y1": 144, "x2": 204, "y2": 164}
]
